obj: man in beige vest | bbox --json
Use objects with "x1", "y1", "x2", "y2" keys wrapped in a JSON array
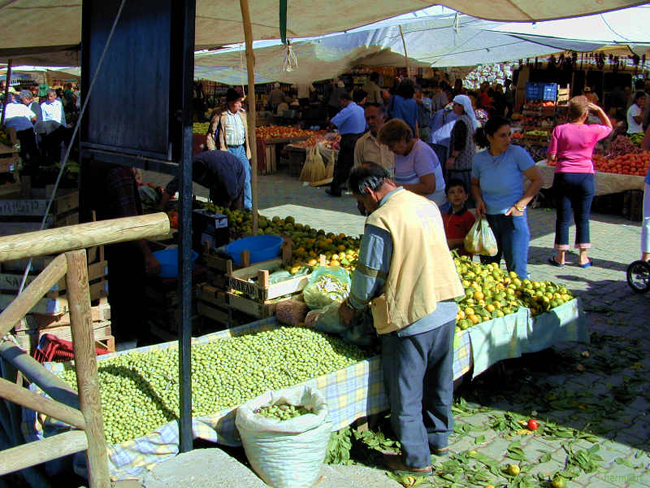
[{"x1": 338, "y1": 164, "x2": 464, "y2": 477}]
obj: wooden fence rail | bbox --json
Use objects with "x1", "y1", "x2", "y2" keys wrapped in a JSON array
[{"x1": 0, "y1": 213, "x2": 170, "y2": 488}]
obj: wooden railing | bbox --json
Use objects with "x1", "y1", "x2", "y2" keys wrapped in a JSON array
[{"x1": 0, "y1": 213, "x2": 170, "y2": 488}]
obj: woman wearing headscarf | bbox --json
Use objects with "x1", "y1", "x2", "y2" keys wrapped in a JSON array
[{"x1": 446, "y1": 94, "x2": 479, "y2": 205}]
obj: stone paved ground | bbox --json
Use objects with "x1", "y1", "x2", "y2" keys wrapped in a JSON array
[{"x1": 143, "y1": 168, "x2": 650, "y2": 487}]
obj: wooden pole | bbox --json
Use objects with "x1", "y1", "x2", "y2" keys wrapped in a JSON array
[
  {"x1": 239, "y1": 0, "x2": 259, "y2": 235},
  {"x1": 0, "y1": 430, "x2": 88, "y2": 477},
  {"x1": 1, "y1": 60, "x2": 11, "y2": 126},
  {"x1": 0, "y1": 254, "x2": 67, "y2": 337},
  {"x1": 399, "y1": 26, "x2": 410, "y2": 77},
  {"x1": 65, "y1": 250, "x2": 109, "y2": 488},
  {"x1": 0, "y1": 213, "x2": 170, "y2": 263},
  {"x1": 0, "y1": 341, "x2": 79, "y2": 410},
  {"x1": 0, "y1": 377, "x2": 85, "y2": 430}
]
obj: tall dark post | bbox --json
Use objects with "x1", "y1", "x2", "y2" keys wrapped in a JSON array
[{"x1": 177, "y1": 0, "x2": 196, "y2": 453}]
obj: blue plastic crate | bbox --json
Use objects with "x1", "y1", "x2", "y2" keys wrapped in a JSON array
[
  {"x1": 541, "y1": 83, "x2": 558, "y2": 101},
  {"x1": 525, "y1": 82, "x2": 540, "y2": 101}
]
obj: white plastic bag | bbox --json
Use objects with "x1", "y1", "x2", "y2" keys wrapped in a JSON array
[
  {"x1": 464, "y1": 218, "x2": 498, "y2": 256},
  {"x1": 236, "y1": 385, "x2": 331, "y2": 488}
]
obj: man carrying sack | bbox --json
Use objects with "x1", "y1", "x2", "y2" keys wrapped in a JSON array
[{"x1": 338, "y1": 164, "x2": 464, "y2": 476}]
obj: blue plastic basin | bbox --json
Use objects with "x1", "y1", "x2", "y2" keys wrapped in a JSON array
[
  {"x1": 226, "y1": 235, "x2": 283, "y2": 266},
  {"x1": 153, "y1": 248, "x2": 199, "y2": 278}
]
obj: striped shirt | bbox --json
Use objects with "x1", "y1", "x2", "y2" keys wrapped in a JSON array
[
  {"x1": 349, "y1": 187, "x2": 457, "y2": 336},
  {"x1": 224, "y1": 110, "x2": 246, "y2": 146}
]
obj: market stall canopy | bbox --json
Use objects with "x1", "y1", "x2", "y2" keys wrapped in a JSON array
[
  {"x1": 193, "y1": 12, "x2": 631, "y2": 83},
  {"x1": 0, "y1": 0, "x2": 644, "y2": 62}
]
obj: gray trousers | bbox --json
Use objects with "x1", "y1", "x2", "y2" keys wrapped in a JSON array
[{"x1": 381, "y1": 319, "x2": 455, "y2": 468}]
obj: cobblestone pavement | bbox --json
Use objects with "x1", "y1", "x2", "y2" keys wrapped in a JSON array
[{"x1": 144, "y1": 168, "x2": 650, "y2": 487}]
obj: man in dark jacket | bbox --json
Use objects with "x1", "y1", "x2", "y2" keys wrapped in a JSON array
[{"x1": 161, "y1": 150, "x2": 246, "y2": 210}]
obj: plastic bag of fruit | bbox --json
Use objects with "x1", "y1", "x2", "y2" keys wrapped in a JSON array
[
  {"x1": 303, "y1": 266, "x2": 351, "y2": 309},
  {"x1": 236, "y1": 385, "x2": 331, "y2": 488},
  {"x1": 464, "y1": 218, "x2": 498, "y2": 256}
]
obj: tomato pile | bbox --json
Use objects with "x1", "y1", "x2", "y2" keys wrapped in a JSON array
[
  {"x1": 547, "y1": 150, "x2": 650, "y2": 176},
  {"x1": 592, "y1": 152, "x2": 650, "y2": 176}
]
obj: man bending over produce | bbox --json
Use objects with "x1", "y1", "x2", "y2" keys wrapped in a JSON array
[{"x1": 338, "y1": 164, "x2": 464, "y2": 476}]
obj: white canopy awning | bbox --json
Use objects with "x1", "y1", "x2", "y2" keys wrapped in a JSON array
[{"x1": 0, "y1": 0, "x2": 644, "y2": 62}]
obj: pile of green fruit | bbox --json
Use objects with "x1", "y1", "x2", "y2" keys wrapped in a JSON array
[
  {"x1": 59, "y1": 327, "x2": 370, "y2": 444},
  {"x1": 254, "y1": 403, "x2": 311, "y2": 421},
  {"x1": 193, "y1": 122, "x2": 210, "y2": 135},
  {"x1": 454, "y1": 256, "x2": 574, "y2": 332}
]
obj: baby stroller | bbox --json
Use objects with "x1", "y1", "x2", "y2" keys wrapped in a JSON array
[{"x1": 626, "y1": 260, "x2": 650, "y2": 293}]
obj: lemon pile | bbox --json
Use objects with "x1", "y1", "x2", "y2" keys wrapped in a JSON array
[{"x1": 454, "y1": 256, "x2": 574, "y2": 332}]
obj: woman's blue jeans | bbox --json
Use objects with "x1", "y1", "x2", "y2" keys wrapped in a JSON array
[
  {"x1": 552, "y1": 172, "x2": 596, "y2": 250},
  {"x1": 480, "y1": 212, "x2": 531, "y2": 279}
]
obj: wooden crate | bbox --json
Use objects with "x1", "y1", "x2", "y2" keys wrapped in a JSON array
[
  {"x1": 0, "y1": 260, "x2": 107, "y2": 298},
  {"x1": 227, "y1": 292, "x2": 294, "y2": 319},
  {"x1": 196, "y1": 283, "x2": 231, "y2": 326},
  {"x1": 0, "y1": 188, "x2": 79, "y2": 236},
  {"x1": 264, "y1": 144, "x2": 277, "y2": 174},
  {"x1": 13, "y1": 321, "x2": 114, "y2": 355},
  {"x1": 228, "y1": 258, "x2": 310, "y2": 303}
]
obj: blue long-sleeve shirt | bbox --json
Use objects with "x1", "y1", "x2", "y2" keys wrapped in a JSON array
[
  {"x1": 348, "y1": 187, "x2": 458, "y2": 336},
  {"x1": 331, "y1": 102, "x2": 365, "y2": 135}
]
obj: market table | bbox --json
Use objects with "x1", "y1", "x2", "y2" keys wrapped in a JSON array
[
  {"x1": 536, "y1": 160, "x2": 646, "y2": 196},
  {"x1": 25, "y1": 299, "x2": 587, "y2": 480},
  {"x1": 256, "y1": 136, "x2": 310, "y2": 174}
]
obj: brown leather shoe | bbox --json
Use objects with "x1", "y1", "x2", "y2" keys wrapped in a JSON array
[{"x1": 382, "y1": 453, "x2": 432, "y2": 476}]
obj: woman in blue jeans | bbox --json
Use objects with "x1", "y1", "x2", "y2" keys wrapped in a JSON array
[{"x1": 471, "y1": 117, "x2": 543, "y2": 278}]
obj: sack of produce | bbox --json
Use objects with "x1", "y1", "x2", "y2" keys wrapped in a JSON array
[
  {"x1": 302, "y1": 266, "x2": 351, "y2": 310},
  {"x1": 236, "y1": 385, "x2": 331, "y2": 488},
  {"x1": 313, "y1": 301, "x2": 346, "y2": 335},
  {"x1": 321, "y1": 147, "x2": 336, "y2": 179},
  {"x1": 464, "y1": 218, "x2": 498, "y2": 256},
  {"x1": 300, "y1": 145, "x2": 327, "y2": 183},
  {"x1": 276, "y1": 299, "x2": 310, "y2": 326}
]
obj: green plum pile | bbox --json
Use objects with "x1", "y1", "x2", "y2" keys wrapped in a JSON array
[
  {"x1": 254, "y1": 403, "x2": 311, "y2": 421},
  {"x1": 59, "y1": 327, "x2": 371, "y2": 444}
]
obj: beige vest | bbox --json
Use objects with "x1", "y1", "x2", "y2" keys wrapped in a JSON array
[{"x1": 366, "y1": 188, "x2": 464, "y2": 334}]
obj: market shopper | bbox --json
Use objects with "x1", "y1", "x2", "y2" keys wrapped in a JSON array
[
  {"x1": 415, "y1": 85, "x2": 433, "y2": 142},
  {"x1": 160, "y1": 150, "x2": 246, "y2": 211},
  {"x1": 206, "y1": 88, "x2": 252, "y2": 210},
  {"x1": 362, "y1": 72, "x2": 383, "y2": 105},
  {"x1": 3, "y1": 91, "x2": 40, "y2": 174},
  {"x1": 326, "y1": 92, "x2": 365, "y2": 197},
  {"x1": 547, "y1": 97, "x2": 612, "y2": 267},
  {"x1": 353, "y1": 103, "x2": 394, "y2": 173},
  {"x1": 338, "y1": 164, "x2": 464, "y2": 476},
  {"x1": 627, "y1": 91, "x2": 646, "y2": 135},
  {"x1": 378, "y1": 119, "x2": 446, "y2": 207},
  {"x1": 429, "y1": 106, "x2": 459, "y2": 167},
  {"x1": 387, "y1": 78, "x2": 418, "y2": 136},
  {"x1": 471, "y1": 116, "x2": 543, "y2": 279},
  {"x1": 267, "y1": 82, "x2": 287, "y2": 112},
  {"x1": 446, "y1": 95, "x2": 479, "y2": 202}
]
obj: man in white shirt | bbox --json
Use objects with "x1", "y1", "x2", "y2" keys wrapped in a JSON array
[
  {"x1": 41, "y1": 89, "x2": 66, "y2": 126},
  {"x1": 4, "y1": 91, "x2": 40, "y2": 171},
  {"x1": 354, "y1": 103, "x2": 394, "y2": 174}
]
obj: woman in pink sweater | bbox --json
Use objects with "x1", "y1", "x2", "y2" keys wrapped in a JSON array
[{"x1": 547, "y1": 96, "x2": 612, "y2": 267}]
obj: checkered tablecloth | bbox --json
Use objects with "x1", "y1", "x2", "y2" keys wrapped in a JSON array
[{"x1": 23, "y1": 318, "x2": 472, "y2": 480}]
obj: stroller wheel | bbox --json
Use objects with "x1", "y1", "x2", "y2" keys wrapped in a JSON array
[{"x1": 627, "y1": 260, "x2": 650, "y2": 293}]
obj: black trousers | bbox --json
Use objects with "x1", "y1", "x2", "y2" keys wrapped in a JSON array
[
  {"x1": 330, "y1": 133, "x2": 362, "y2": 194},
  {"x1": 16, "y1": 129, "x2": 40, "y2": 175}
]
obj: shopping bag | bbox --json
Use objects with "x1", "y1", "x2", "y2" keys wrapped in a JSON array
[
  {"x1": 299, "y1": 145, "x2": 327, "y2": 182},
  {"x1": 464, "y1": 218, "x2": 498, "y2": 256}
]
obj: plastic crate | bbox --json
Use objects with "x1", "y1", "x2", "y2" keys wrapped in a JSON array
[
  {"x1": 33, "y1": 333, "x2": 111, "y2": 363},
  {"x1": 525, "y1": 82, "x2": 558, "y2": 102}
]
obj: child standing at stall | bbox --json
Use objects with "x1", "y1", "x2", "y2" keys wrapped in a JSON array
[{"x1": 442, "y1": 179, "x2": 476, "y2": 256}]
